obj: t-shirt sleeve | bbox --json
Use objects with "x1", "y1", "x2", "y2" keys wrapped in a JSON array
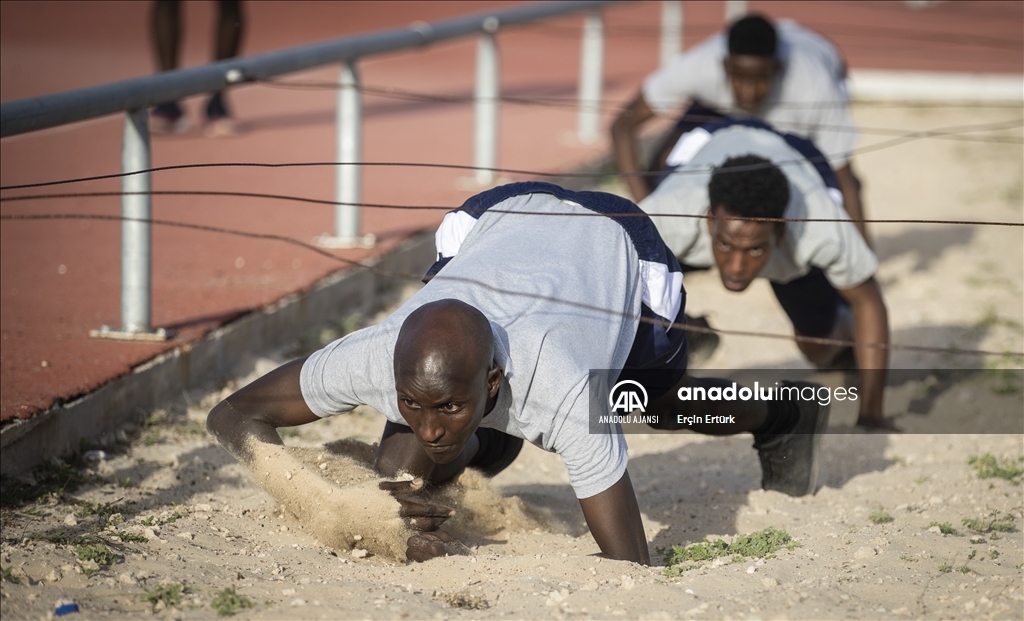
[
  {"x1": 299, "y1": 326, "x2": 397, "y2": 421},
  {"x1": 552, "y1": 380, "x2": 629, "y2": 500},
  {"x1": 800, "y1": 195, "x2": 878, "y2": 290},
  {"x1": 641, "y1": 35, "x2": 725, "y2": 116},
  {"x1": 804, "y1": 75, "x2": 857, "y2": 169}
]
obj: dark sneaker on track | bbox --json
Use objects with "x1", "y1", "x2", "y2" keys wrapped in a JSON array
[{"x1": 753, "y1": 380, "x2": 831, "y2": 497}]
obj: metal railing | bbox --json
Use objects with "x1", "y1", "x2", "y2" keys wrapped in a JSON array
[{"x1": 0, "y1": 0, "x2": 716, "y2": 340}]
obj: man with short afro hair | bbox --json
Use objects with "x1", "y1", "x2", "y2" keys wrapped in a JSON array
[{"x1": 640, "y1": 120, "x2": 892, "y2": 429}]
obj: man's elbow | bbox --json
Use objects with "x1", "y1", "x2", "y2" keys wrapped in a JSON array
[{"x1": 206, "y1": 399, "x2": 236, "y2": 444}]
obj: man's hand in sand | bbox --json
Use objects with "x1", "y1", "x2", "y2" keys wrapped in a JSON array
[
  {"x1": 406, "y1": 529, "x2": 471, "y2": 562},
  {"x1": 378, "y1": 479, "x2": 455, "y2": 531}
]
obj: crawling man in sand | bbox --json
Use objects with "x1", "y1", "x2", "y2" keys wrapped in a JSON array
[
  {"x1": 208, "y1": 182, "x2": 829, "y2": 565},
  {"x1": 639, "y1": 119, "x2": 890, "y2": 429}
]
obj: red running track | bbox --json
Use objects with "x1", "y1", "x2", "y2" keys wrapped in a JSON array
[{"x1": 1, "y1": 1, "x2": 1021, "y2": 422}]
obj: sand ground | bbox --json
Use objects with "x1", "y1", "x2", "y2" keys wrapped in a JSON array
[{"x1": 1, "y1": 105, "x2": 1022, "y2": 620}]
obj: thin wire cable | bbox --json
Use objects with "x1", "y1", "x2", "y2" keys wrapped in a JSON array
[
  {"x1": 257, "y1": 78, "x2": 1024, "y2": 122},
  {"x1": 526, "y1": 20, "x2": 1024, "y2": 50},
  {"x1": 3, "y1": 212, "x2": 1021, "y2": 359},
  {"x1": 2, "y1": 116, "x2": 1020, "y2": 192},
  {"x1": 2, "y1": 190, "x2": 1022, "y2": 228}
]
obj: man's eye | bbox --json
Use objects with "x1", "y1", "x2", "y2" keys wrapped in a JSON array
[
  {"x1": 400, "y1": 398, "x2": 419, "y2": 409},
  {"x1": 748, "y1": 248, "x2": 764, "y2": 257},
  {"x1": 716, "y1": 241, "x2": 731, "y2": 252},
  {"x1": 441, "y1": 402, "x2": 461, "y2": 413}
]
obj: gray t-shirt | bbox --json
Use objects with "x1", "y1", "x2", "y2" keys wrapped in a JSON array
[
  {"x1": 642, "y1": 20, "x2": 857, "y2": 168},
  {"x1": 639, "y1": 124, "x2": 877, "y2": 289},
  {"x1": 301, "y1": 193, "x2": 646, "y2": 499}
]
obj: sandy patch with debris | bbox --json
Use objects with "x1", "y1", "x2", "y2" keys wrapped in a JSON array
[{"x1": 2, "y1": 105, "x2": 1022, "y2": 619}]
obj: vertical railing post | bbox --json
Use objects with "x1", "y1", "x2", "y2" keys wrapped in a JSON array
[
  {"x1": 660, "y1": 1, "x2": 683, "y2": 66},
  {"x1": 93, "y1": 108, "x2": 167, "y2": 340},
  {"x1": 474, "y1": 17, "x2": 500, "y2": 186},
  {"x1": 336, "y1": 59, "x2": 361, "y2": 241},
  {"x1": 318, "y1": 59, "x2": 372, "y2": 248},
  {"x1": 577, "y1": 9, "x2": 604, "y2": 144},
  {"x1": 121, "y1": 108, "x2": 152, "y2": 334},
  {"x1": 725, "y1": 0, "x2": 747, "y2": 23}
]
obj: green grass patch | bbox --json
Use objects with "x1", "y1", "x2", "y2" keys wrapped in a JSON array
[
  {"x1": 144, "y1": 583, "x2": 183, "y2": 611},
  {"x1": 869, "y1": 510, "x2": 894, "y2": 525},
  {"x1": 76, "y1": 499, "x2": 136, "y2": 524},
  {"x1": 114, "y1": 531, "x2": 148, "y2": 544},
  {"x1": 928, "y1": 521, "x2": 961, "y2": 536},
  {"x1": 967, "y1": 549, "x2": 977, "y2": 560},
  {"x1": 1, "y1": 566, "x2": 20, "y2": 584},
  {"x1": 989, "y1": 550, "x2": 999, "y2": 560},
  {"x1": 958, "y1": 565, "x2": 972, "y2": 574},
  {"x1": 967, "y1": 453, "x2": 1024, "y2": 483},
  {"x1": 938, "y1": 563, "x2": 952, "y2": 573},
  {"x1": 899, "y1": 554, "x2": 918, "y2": 563},
  {"x1": 27, "y1": 530, "x2": 91, "y2": 546},
  {"x1": 211, "y1": 586, "x2": 254, "y2": 616},
  {"x1": 658, "y1": 527, "x2": 798, "y2": 576},
  {"x1": 914, "y1": 475, "x2": 930, "y2": 485},
  {"x1": 962, "y1": 511, "x2": 1016, "y2": 534},
  {"x1": 74, "y1": 543, "x2": 117, "y2": 571}
]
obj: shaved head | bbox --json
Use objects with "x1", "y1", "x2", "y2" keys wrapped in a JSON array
[
  {"x1": 395, "y1": 299, "x2": 494, "y2": 380},
  {"x1": 393, "y1": 299, "x2": 501, "y2": 463}
]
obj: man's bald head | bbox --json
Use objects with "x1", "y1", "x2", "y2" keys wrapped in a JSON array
[
  {"x1": 393, "y1": 300, "x2": 501, "y2": 463},
  {"x1": 394, "y1": 299, "x2": 494, "y2": 384}
]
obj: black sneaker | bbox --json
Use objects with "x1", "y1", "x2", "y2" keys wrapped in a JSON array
[{"x1": 753, "y1": 380, "x2": 830, "y2": 497}]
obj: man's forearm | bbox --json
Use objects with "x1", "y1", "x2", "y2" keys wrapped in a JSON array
[
  {"x1": 851, "y1": 295, "x2": 889, "y2": 422},
  {"x1": 578, "y1": 471, "x2": 650, "y2": 565},
  {"x1": 207, "y1": 399, "x2": 284, "y2": 465},
  {"x1": 835, "y1": 164, "x2": 870, "y2": 247},
  {"x1": 611, "y1": 95, "x2": 656, "y2": 202}
]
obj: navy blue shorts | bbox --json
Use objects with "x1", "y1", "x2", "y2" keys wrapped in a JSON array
[
  {"x1": 681, "y1": 265, "x2": 846, "y2": 337},
  {"x1": 770, "y1": 267, "x2": 848, "y2": 337},
  {"x1": 618, "y1": 287, "x2": 689, "y2": 402}
]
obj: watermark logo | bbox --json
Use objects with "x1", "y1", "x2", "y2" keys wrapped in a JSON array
[{"x1": 609, "y1": 380, "x2": 648, "y2": 413}]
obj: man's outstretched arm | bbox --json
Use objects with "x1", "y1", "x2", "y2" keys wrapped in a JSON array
[
  {"x1": 578, "y1": 470, "x2": 650, "y2": 565},
  {"x1": 839, "y1": 277, "x2": 889, "y2": 426},
  {"x1": 611, "y1": 93, "x2": 656, "y2": 202}
]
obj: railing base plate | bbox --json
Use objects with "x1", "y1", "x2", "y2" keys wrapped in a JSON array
[{"x1": 89, "y1": 326, "x2": 173, "y2": 342}]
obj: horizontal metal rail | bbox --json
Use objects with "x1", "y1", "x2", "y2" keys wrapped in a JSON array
[{"x1": 0, "y1": 0, "x2": 615, "y2": 138}]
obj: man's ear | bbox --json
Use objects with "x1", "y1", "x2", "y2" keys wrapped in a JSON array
[
  {"x1": 486, "y1": 365, "x2": 503, "y2": 397},
  {"x1": 706, "y1": 204, "x2": 719, "y2": 235}
]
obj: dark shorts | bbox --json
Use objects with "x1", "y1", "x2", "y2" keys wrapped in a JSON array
[
  {"x1": 683, "y1": 264, "x2": 846, "y2": 337},
  {"x1": 617, "y1": 287, "x2": 690, "y2": 402}
]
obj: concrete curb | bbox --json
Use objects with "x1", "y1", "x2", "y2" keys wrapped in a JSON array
[
  {"x1": 849, "y1": 70, "x2": 1024, "y2": 104},
  {"x1": 0, "y1": 231, "x2": 436, "y2": 477}
]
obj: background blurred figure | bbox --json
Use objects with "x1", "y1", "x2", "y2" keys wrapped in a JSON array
[
  {"x1": 150, "y1": 0, "x2": 244, "y2": 137},
  {"x1": 612, "y1": 14, "x2": 870, "y2": 245}
]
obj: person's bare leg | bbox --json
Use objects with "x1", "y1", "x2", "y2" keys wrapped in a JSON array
[
  {"x1": 205, "y1": 0, "x2": 244, "y2": 132},
  {"x1": 152, "y1": 0, "x2": 180, "y2": 72}
]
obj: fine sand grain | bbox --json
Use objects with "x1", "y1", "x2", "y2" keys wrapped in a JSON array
[{"x1": 1, "y1": 105, "x2": 1021, "y2": 619}]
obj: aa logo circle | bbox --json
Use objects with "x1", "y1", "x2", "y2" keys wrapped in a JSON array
[{"x1": 609, "y1": 380, "x2": 648, "y2": 413}]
